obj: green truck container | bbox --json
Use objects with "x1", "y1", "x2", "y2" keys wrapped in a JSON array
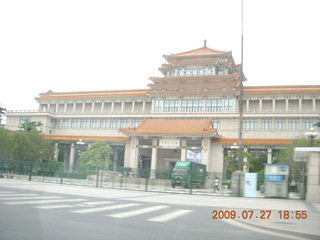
[{"x1": 171, "y1": 161, "x2": 206, "y2": 188}]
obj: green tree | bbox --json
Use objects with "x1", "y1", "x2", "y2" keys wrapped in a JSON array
[
  {"x1": 0, "y1": 127, "x2": 12, "y2": 160},
  {"x1": 314, "y1": 121, "x2": 320, "y2": 128},
  {"x1": 19, "y1": 119, "x2": 43, "y2": 132},
  {"x1": 11, "y1": 129, "x2": 54, "y2": 161},
  {"x1": 0, "y1": 107, "x2": 7, "y2": 125},
  {"x1": 79, "y1": 141, "x2": 113, "y2": 167},
  {"x1": 224, "y1": 149, "x2": 253, "y2": 173}
]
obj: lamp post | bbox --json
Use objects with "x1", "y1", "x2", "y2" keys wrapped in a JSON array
[{"x1": 306, "y1": 128, "x2": 318, "y2": 146}]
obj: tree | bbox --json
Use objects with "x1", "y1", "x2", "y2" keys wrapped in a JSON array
[
  {"x1": 0, "y1": 107, "x2": 7, "y2": 125},
  {"x1": 79, "y1": 141, "x2": 113, "y2": 167},
  {"x1": 0, "y1": 127, "x2": 12, "y2": 160},
  {"x1": 224, "y1": 149, "x2": 254, "y2": 173},
  {"x1": 314, "y1": 121, "x2": 320, "y2": 128},
  {"x1": 19, "y1": 119, "x2": 43, "y2": 132}
]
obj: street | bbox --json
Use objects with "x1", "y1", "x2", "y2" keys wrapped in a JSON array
[{"x1": 0, "y1": 180, "x2": 307, "y2": 240}]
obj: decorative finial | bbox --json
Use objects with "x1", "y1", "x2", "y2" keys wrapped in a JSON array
[{"x1": 204, "y1": 39, "x2": 207, "y2": 47}]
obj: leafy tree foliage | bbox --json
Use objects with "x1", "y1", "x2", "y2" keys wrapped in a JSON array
[
  {"x1": 79, "y1": 141, "x2": 113, "y2": 167},
  {"x1": 224, "y1": 149, "x2": 254, "y2": 173},
  {"x1": 19, "y1": 119, "x2": 43, "y2": 132},
  {"x1": 0, "y1": 127, "x2": 12, "y2": 159}
]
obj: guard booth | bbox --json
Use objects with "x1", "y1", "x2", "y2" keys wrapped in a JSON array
[{"x1": 263, "y1": 163, "x2": 289, "y2": 198}]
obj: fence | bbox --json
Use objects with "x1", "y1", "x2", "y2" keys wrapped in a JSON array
[{"x1": 0, "y1": 160, "x2": 303, "y2": 198}]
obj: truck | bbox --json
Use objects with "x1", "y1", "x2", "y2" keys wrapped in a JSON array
[{"x1": 171, "y1": 161, "x2": 206, "y2": 188}]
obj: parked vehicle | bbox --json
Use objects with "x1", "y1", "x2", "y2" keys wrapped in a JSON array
[{"x1": 171, "y1": 161, "x2": 206, "y2": 188}]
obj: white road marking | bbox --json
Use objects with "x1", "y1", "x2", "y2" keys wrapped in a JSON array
[
  {"x1": 0, "y1": 196, "x2": 60, "y2": 201},
  {"x1": 71, "y1": 203, "x2": 139, "y2": 214},
  {"x1": 3, "y1": 198, "x2": 86, "y2": 205},
  {"x1": 147, "y1": 209, "x2": 193, "y2": 222},
  {"x1": 107, "y1": 205, "x2": 169, "y2": 218},
  {"x1": 36, "y1": 204, "x2": 76, "y2": 209},
  {"x1": 0, "y1": 194, "x2": 38, "y2": 197},
  {"x1": 76, "y1": 201, "x2": 113, "y2": 206}
]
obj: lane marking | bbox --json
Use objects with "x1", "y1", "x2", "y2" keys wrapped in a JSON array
[
  {"x1": 147, "y1": 209, "x2": 193, "y2": 222},
  {"x1": 0, "y1": 194, "x2": 38, "y2": 197},
  {"x1": 0, "y1": 196, "x2": 60, "y2": 201},
  {"x1": 36, "y1": 204, "x2": 76, "y2": 209},
  {"x1": 107, "y1": 205, "x2": 169, "y2": 218},
  {"x1": 3, "y1": 198, "x2": 86, "y2": 205},
  {"x1": 70, "y1": 203, "x2": 139, "y2": 214}
]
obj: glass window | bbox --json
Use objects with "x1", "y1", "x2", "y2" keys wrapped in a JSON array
[
  {"x1": 302, "y1": 119, "x2": 313, "y2": 130},
  {"x1": 181, "y1": 99, "x2": 203, "y2": 112},
  {"x1": 110, "y1": 119, "x2": 118, "y2": 128},
  {"x1": 224, "y1": 99, "x2": 233, "y2": 111},
  {"x1": 120, "y1": 119, "x2": 128, "y2": 128},
  {"x1": 19, "y1": 117, "x2": 30, "y2": 125},
  {"x1": 164, "y1": 100, "x2": 179, "y2": 112},
  {"x1": 288, "y1": 119, "x2": 299, "y2": 130},
  {"x1": 206, "y1": 99, "x2": 222, "y2": 111},
  {"x1": 90, "y1": 119, "x2": 98, "y2": 128},
  {"x1": 100, "y1": 119, "x2": 108, "y2": 128},
  {"x1": 262, "y1": 119, "x2": 272, "y2": 130},
  {"x1": 212, "y1": 119, "x2": 220, "y2": 129},
  {"x1": 132, "y1": 119, "x2": 143, "y2": 127},
  {"x1": 243, "y1": 119, "x2": 257, "y2": 130},
  {"x1": 62, "y1": 119, "x2": 69, "y2": 128},
  {"x1": 53, "y1": 119, "x2": 60, "y2": 128},
  {"x1": 154, "y1": 100, "x2": 163, "y2": 112},
  {"x1": 80, "y1": 119, "x2": 88, "y2": 128},
  {"x1": 71, "y1": 119, "x2": 78, "y2": 128},
  {"x1": 275, "y1": 119, "x2": 286, "y2": 130}
]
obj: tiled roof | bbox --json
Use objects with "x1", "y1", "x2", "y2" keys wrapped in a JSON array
[
  {"x1": 120, "y1": 119, "x2": 219, "y2": 136},
  {"x1": 215, "y1": 138, "x2": 293, "y2": 145},
  {"x1": 45, "y1": 135, "x2": 129, "y2": 142},
  {"x1": 36, "y1": 89, "x2": 150, "y2": 100},
  {"x1": 164, "y1": 46, "x2": 227, "y2": 60}
]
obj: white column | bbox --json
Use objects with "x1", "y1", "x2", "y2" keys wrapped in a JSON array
[
  {"x1": 69, "y1": 143, "x2": 75, "y2": 171},
  {"x1": 73, "y1": 103, "x2": 76, "y2": 113},
  {"x1": 132, "y1": 101, "x2": 135, "y2": 112},
  {"x1": 259, "y1": 99, "x2": 262, "y2": 112},
  {"x1": 54, "y1": 143, "x2": 59, "y2": 161},
  {"x1": 64, "y1": 103, "x2": 67, "y2": 112},
  {"x1": 142, "y1": 101, "x2": 146, "y2": 112},
  {"x1": 121, "y1": 102, "x2": 124, "y2": 112},
  {"x1": 312, "y1": 98, "x2": 316, "y2": 112},
  {"x1": 299, "y1": 98, "x2": 302, "y2": 112},
  {"x1": 82, "y1": 103, "x2": 85, "y2": 112},
  {"x1": 285, "y1": 99, "x2": 289, "y2": 112},
  {"x1": 101, "y1": 102, "x2": 105, "y2": 112},
  {"x1": 111, "y1": 102, "x2": 114, "y2": 112},
  {"x1": 246, "y1": 99, "x2": 250, "y2": 112},
  {"x1": 150, "y1": 139, "x2": 158, "y2": 178},
  {"x1": 91, "y1": 102, "x2": 95, "y2": 112},
  {"x1": 272, "y1": 99, "x2": 276, "y2": 112},
  {"x1": 180, "y1": 139, "x2": 186, "y2": 161}
]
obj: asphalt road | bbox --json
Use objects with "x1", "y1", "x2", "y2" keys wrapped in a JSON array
[{"x1": 0, "y1": 181, "x2": 298, "y2": 240}]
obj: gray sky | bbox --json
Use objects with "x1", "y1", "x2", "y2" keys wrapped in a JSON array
[{"x1": 1, "y1": 0, "x2": 319, "y2": 110}]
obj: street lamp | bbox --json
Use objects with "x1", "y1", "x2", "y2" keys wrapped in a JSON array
[{"x1": 306, "y1": 128, "x2": 318, "y2": 146}]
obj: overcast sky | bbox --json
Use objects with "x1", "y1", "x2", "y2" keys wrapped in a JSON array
[{"x1": 1, "y1": 0, "x2": 319, "y2": 110}]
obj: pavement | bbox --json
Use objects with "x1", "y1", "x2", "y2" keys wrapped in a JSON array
[{"x1": 1, "y1": 178, "x2": 319, "y2": 240}]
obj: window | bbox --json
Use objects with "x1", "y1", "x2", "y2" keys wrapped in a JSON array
[
  {"x1": 53, "y1": 119, "x2": 60, "y2": 128},
  {"x1": 100, "y1": 119, "x2": 108, "y2": 128},
  {"x1": 132, "y1": 119, "x2": 143, "y2": 127},
  {"x1": 224, "y1": 99, "x2": 233, "y2": 111},
  {"x1": 154, "y1": 100, "x2": 163, "y2": 112},
  {"x1": 181, "y1": 99, "x2": 203, "y2": 112},
  {"x1": 212, "y1": 119, "x2": 220, "y2": 129},
  {"x1": 62, "y1": 119, "x2": 69, "y2": 128},
  {"x1": 71, "y1": 119, "x2": 78, "y2": 128},
  {"x1": 164, "y1": 100, "x2": 179, "y2": 112},
  {"x1": 90, "y1": 119, "x2": 98, "y2": 128},
  {"x1": 216, "y1": 68, "x2": 227, "y2": 75},
  {"x1": 288, "y1": 119, "x2": 299, "y2": 130},
  {"x1": 207, "y1": 67, "x2": 213, "y2": 75},
  {"x1": 302, "y1": 119, "x2": 313, "y2": 130},
  {"x1": 206, "y1": 99, "x2": 222, "y2": 111},
  {"x1": 243, "y1": 119, "x2": 257, "y2": 130},
  {"x1": 110, "y1": 119, "x2": 118, "y2": 128},
  {"x1": 80, "y1": 119, "x2": 88, "y2": 128},
  {"x1": 120, "y1": 119, "x2": 128, "y2": 128},
  {"x1": 275, "y1": 119, "x2": 286, "y2": 130},
  {"x1": 262, "y1": 119, "x2": 272, "y2": 130}
]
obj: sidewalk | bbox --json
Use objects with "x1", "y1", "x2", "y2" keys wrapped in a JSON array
[{"x1": 1, "y1": 178, "x2": 319, "y2": 239}]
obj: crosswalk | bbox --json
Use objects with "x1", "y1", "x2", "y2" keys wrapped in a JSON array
[{"x1": 0, "y1": 190, "x2": 193, "y2": 222}]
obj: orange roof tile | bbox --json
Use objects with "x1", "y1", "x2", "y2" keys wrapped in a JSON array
[
  {"x1": 214, "y1": 138, "x2": 293, "y2": 145},
  {"x1": 120, "y1": 119, "x2": 219, "y2": 136}
]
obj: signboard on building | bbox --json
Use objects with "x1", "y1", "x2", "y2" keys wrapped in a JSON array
[
  {"x1": 186, "y1": 149, "x2": 201, "y2": 163},
  {"x1": 159, "y1": 139, "x2": 180, "y2": 148}
]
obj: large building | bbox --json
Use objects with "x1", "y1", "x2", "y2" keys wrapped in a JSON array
[{"x1": 5, "y1": 41, "x2": 320, "y2": 174}]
